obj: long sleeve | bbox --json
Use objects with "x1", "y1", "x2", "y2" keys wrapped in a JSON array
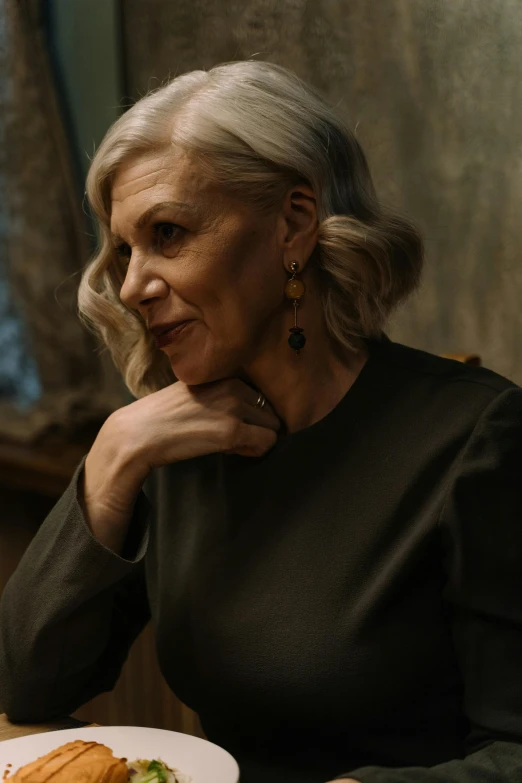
[
  {"x1": 0, "y1": 454, "x2": 152, "y2": 722},
  {"x1": 332, "y1": 386, "x2": 522, "y2": 782}
]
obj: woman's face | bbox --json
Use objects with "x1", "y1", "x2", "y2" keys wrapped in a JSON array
[{"x1": 111, "y1": 149, "x2": 306, "y2": 384}]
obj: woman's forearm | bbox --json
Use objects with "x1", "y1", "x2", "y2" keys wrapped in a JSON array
[
  {"x1": 0, "y1": 455, "x2": 151, "y2": 721},
  {"x1": 329, "y1": 739, "x2": 522, "y2": 782}
]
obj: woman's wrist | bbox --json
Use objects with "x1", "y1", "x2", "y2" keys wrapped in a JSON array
[{"x1": 79, "y1": 415, "x2": 150, "y2": 554}]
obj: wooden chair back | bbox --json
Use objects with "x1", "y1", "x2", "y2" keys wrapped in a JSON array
[{"x1": 442, "y1": 353, "x2": 481, "y2": 366}]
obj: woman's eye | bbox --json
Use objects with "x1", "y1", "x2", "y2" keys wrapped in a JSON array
[
  {"x1": 114, "y1": 223, "x2": 183, "y2": 268},
  {"x1": 115, "y1": 242, "x2": 131, "y2": 261},
  {"x1": 154, "y1": 222, "x2": 183, "y2": 251}
]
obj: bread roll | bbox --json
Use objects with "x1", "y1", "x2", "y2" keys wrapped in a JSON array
[{"x1": 10, "y1": 739, "x2": 128, "y2": 782}]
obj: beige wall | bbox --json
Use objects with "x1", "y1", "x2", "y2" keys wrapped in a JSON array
[{"x1": 122, "y1": 0, "x2": 522, "y2": 384}]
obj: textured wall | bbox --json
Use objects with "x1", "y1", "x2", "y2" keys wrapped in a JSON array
[{"x1": 122, "y1": 0, "x2": 522, "y2": 383}]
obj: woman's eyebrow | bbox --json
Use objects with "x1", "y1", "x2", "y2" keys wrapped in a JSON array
[
  {"x1": 110, "y1": 200, "x2": 195, "y2": 244},
  {"x1": 134, "y1": 200, "x2": 195, "y2": 229}
]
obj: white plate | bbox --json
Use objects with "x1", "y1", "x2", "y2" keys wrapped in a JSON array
[{"x1": 0, "y1": 725, "x2": 240, "y2": 783}]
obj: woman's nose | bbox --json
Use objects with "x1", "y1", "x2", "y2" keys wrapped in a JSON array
[{"x1": 119, "y1": 256, "x2": 169, "y2": 312}]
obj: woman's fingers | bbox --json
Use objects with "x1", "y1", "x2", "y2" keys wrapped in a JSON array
[
  {"x1": 241, "y1": 399, "x2": 282, "y2": 431},
  {"x1": 219, "y1": 377, "x2": 281, "y2": 432},
  {"x1": 232, "y1": 421, "x2": 279, "y2": 457},
  {"x1": 240, "y1": 383, "x2": 281, "y2": 431},
  {"x1": 201, "y1": 377, "x2": 282, "y2": 455}
]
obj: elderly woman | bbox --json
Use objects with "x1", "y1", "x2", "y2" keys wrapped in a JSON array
[{"x1": 1, "y1": 60, "x2": 522, "y2": 783}]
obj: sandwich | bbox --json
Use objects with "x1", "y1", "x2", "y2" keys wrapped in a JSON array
[
  {"x1": 10, "y1": 740, "x2": 130, "y2": 782},
  {"x1": 9, "y1": 739, "x2": 186, "y2": 783}
]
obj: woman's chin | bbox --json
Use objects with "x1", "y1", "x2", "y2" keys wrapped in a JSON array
[{"x1": 168, "y1": 356, "x2": 229, "y2": 386}]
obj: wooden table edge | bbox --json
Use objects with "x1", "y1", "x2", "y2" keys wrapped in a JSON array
[{"x1": 0, "y1": 714, "x2": 101, "y2": 742}]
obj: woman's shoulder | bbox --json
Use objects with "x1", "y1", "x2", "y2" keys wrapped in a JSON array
[
  {"x1": 364, "y1": 334, "x2": 521, "y2": 436},
  {"x1": 373, "y1": 334, "x2": 519, "y2": 398}
]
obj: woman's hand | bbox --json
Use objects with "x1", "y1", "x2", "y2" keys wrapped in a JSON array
[
  {"x1": 81, "y1": 377, "x2": 280, "y2": 552},
  {"x1": 112, "y1": 376, "x2": 282, "y2": 472}
]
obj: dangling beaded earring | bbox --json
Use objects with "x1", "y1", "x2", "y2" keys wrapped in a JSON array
[{"x1": 284, "y1": 261, "x2": 306, "y2": 355}]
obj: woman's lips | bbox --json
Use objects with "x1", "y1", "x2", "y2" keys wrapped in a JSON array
[{"x1": 155, "y1": 320, "x2": 194, "y2": 348}]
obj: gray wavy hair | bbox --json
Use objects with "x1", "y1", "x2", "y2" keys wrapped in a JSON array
[{"x1": 78, "y1": 60, "x2": 423, "y2": 398}]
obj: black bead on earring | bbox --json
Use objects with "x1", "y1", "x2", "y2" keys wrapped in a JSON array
[{"x1": 284, "y1": 261, "x2": 306, "y2": 355}]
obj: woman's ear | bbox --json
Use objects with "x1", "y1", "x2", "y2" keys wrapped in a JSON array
[{"x1": 280, "y1": 184, "x2": 318, "y2": 271}]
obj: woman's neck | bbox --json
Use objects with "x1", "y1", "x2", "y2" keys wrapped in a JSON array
[{"x1": 241, "y1": 332, "x2": 370, "y2": 435}]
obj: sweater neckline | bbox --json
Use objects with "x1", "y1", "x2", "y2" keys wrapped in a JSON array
[{"x1": 261, "y1": 332, "x2": 391, "y2": 455}]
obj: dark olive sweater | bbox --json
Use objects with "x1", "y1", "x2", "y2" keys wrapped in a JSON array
[{"x1": 2, "y1": 334, "x2": 522, "y2": 783}]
